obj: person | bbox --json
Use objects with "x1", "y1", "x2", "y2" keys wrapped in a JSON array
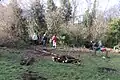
[
  {"x1": 49, "y1": 38, "x2": 52, "y2": 47},
  {"x1": 90, "y1": 41, "x2": 96, "y2": 50},
  {"x1": 52, "y1": 34, "x2": 57, "y2": 48},
  {"x1": 32, "y1": 33, "x2": 38, "y2": 45},
  {"x1": 98, "y1": 40, "x2": 103, "y2": 48},
  {"x1": 38, "y1": 33, "x2": 42, "y2": 45},
  {"x1": 41, "y1": 33, "x2": 47, "y2": 49}
]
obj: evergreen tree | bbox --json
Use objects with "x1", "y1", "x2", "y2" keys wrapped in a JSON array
[
  {"x1": 60, "y1": 0, "x2": 72, "y2": 22},
  {"x1": 106, "y1": 18, "x2": 120, "y2": 47},
  {"x1": 47, "y1": 0, "x2": 56, "y2": 12},
  {"x1": 30, "y1": 0, "x2": 47, "y2": 34}
]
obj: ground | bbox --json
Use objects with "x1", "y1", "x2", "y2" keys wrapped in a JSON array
[{"x1": 0, "y1": 46, "x2": 120, "y2": 80}]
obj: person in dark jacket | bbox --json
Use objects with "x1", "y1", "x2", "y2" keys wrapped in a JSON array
[{"x1": 41, "y1": 33, "x2": 47, "y2": 50}]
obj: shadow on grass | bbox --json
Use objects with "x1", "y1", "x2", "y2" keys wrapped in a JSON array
[
  {"x1": 98, "y1": 67, "x2": 117, "y2": 73},
  {"x1": 22, "y1": 70, "x2": 47, "y2": 80}
]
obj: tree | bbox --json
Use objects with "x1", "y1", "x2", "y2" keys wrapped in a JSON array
[
  {"x1": 83, "y1": 0, "x2": 97, "y2": 41},
  {"x1": 47, "y1": 0, "x2": 56, "y2": 12},
  {"x1": 71, "y1": 0, "x2": 78, "y2": 24},
  {"x1": 83, "y1": 10, "x2": 92, "y2": 28},
  {"x1": 9, "y1": 0, "x2": 29, "y2": 41},
  {"x1": 60, "y1": 0, "x2": 72, "y2": 24},
  {"x1": 30, "y1": 0, "x2": 47, "y2": 34},
  {"x1": 91, "y1": 11, "x2": 109, "y2": 41},
  {"x1": 105, "y1": 5, "x2": 120, "y2": 21},
  {"x1": 105, "y1": 18, "x2": 120, "y2": 47},
  {"x1": 46, "y1": 0, "x2": 63, "y2": 35}
]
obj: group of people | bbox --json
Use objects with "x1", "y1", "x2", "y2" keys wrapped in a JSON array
[
  {"x1": 91, "y1": 40, "x2": 108, "y2": 52},
  {"x1": 85, "y1": 40, "x2": 105, "y2": 51},
  {"x1": 31, "y1": 32, "x2": 105, "y2": 52},
  {"x1": 31, "y1": 33, "x2": 57, "y2": 49}
]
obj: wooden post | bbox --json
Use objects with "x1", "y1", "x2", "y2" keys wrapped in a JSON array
[{"x1": 105, "y1": 51, "x2": 109, "y2": 58}]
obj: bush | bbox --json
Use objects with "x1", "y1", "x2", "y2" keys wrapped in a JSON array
[
  {"x1": 104, "y1": 18, "x2": 120, "y2": 48},
  {"x1": 0, "y1": 37, "x2": 30, "y2": 49},
  {"x1": 59, "y1": 33, "x2": 85, "y2": 47}
]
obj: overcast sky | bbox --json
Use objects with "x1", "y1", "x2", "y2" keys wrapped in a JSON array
[
  {"x1": 0, "y1": 0, "x2": 119, "y2": 15},
  {"x1": 54, "y1": 0, "x2": 119, "y2": 14}
]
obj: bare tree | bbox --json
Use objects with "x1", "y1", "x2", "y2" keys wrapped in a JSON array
[
  {"x1": 91, "y1": 11, "x2": 109, "y2": 40},
  {"x1": 105, "y1": 5, "x2": 120, "y2": 20},
  {"x1": 71, "y1": 0, "x2": 78, "y2": 24},
  {"x1": 45, "y1": 0, "x2": 65, "y2": 35},
  {"x1": 0, "y1": 4, "x2": 14, "y2": 45},
  {"x1": 83, "y1": 0, "x2": 97, "y2": 41},
  {"x1": 46, "y1": 10, "x2": 64, "y2": 35},
  {"x1": 0, "y1": 0, "x2": 30, "y2": 47},
  {"x1": 7, "y1": 0, "x2": 29, "y2": 41}
]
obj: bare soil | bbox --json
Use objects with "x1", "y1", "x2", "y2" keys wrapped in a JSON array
[{"x1": 22, "y1": 45, "x2": 92, "y2": 61}]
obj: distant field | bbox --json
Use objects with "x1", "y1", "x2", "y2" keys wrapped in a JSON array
[{"x1": 0, "y1": 48, "x2": 120, "y2": 80}]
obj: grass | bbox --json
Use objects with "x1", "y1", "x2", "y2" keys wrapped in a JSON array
[{"x1": 0, "y1": 48, "x2": 120, "y2": 80}]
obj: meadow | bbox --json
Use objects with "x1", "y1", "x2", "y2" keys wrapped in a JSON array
[{"x1": 0, "y1": 48, "x2": 120, "y2": 80}]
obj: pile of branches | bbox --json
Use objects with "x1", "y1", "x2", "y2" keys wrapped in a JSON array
[{"x1": 52, "y1": 53, "x2": 81, "y2": 64}]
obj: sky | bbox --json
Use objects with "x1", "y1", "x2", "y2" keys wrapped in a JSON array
[
  {"x1": 53, "y1": 0, "x2": 119, "y2": 14},
  {"x1": 0, "y1": 0, "x2": 119, "y2": 14},
  {"x1": 54, "y1": 0, "x2": 119, "y2": 9}
]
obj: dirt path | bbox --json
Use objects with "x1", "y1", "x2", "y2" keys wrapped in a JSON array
[
  {"x1": 22, "y1": 45, "x2": 93, "y2": 60},
  {"x1": 0, "y1": 45, "x2": 94, "y2": 61}
]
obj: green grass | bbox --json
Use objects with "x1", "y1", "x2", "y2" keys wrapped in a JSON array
[{"x1": 0, "y1": 48, "x2": 120, "y2": 80}]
